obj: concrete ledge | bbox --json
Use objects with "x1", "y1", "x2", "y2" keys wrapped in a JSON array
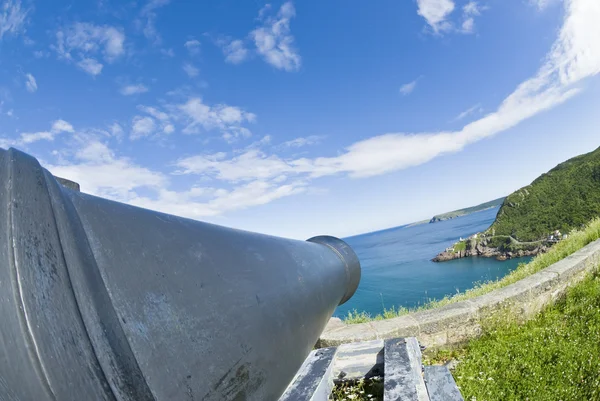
[{"x1": 318, "y1": 239, "x2": 600, "y2": 349}]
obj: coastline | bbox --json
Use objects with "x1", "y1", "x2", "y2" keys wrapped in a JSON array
[{"x1": 432, "y1": 233, "x2": 551, "y2": 262}]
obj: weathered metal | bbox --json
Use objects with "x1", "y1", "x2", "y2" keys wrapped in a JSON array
[{"x1": 0, "y1": 147, "x2": 361, "y2": 401}]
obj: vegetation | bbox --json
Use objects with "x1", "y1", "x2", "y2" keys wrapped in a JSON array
[
  {"x1": 344, "y1": 218, "x2": 600, "y2": 323},
  {"x1": 452, "y1": 269, "x2": 600, "y2": 401},
  {"x1": 452, "y1": 240, "x2": 467, "y2": 252},
  {"x1": 329, "y1": 377, "x2": 383, "y2": 401},
  {"x1": 429, "y1": 197, "x2": 505, "y2": 223},
  {"x1": 490, "y1": 146, "x2": 600, "y2": 241}
]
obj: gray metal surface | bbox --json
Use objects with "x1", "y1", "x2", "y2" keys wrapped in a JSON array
[
  {"x1": 0, "y1": 147, "x2": 361, "y2": 401},
  {"x1": 423, "y1": 366, "x2": 464, "y2": 401}
]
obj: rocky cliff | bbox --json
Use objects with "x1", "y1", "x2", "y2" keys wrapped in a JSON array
[{"x1": 432, "y1": 235, "x2": 549, "y2": 262}]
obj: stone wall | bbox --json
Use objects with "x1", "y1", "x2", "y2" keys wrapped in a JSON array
[{"x1": 318, "y1": 239, "x2": 600, "y2": 349}]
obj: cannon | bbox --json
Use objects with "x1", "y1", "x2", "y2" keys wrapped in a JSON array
[{"x1": 0, "y1": 148, "x2": 361, "y2": 401}]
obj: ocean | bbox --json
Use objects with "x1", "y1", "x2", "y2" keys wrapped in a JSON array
[{"x1": 335, "y1": 206, "x2": 530, "y2": 318}]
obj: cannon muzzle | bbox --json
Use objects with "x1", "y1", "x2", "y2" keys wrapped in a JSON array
[{"x1": 0, "y1": 148, "x2": 360, "y2": 401}]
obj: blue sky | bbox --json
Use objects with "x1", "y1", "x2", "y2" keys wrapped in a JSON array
[{"x1": 0, "y1": 0, "x2": 599, "y2": 239}]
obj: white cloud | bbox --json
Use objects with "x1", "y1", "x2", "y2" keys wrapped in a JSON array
[
  {"x1": 220, "y1": 39, "x2": 249, "y2": 64},
  {"x1": 47, "y1": 141, "x2": 167, "y2": 201},
  {"x1": 417, "y1": 0, "x2": 455, "y2": 33},
  {"x1": 52, "y1": 119, "x2": 74, "y2": 133},
  {"x1": 120, "y1": 84, "x2": 149, "y2": 96},
  {"x1": 461, "y1": 2, "x2": 484, "y2": 34},
  {"x1": 280, "y1": 135, "x2": 323, "y2": 148},
  {"x1": 399, "y1": 79, "x2": 419, "y2": 95},
  {"x1": 182, "y1": 63, "x2": 199, "y2": 78},
  {"x1": 55, "y1": 22, "x2": 125, "y2": 75},
  {"x1": 184, "y1": 39, "x2": 201, "y2": 55},
  {"x1": 22, "y1": 0, "x2": 600, "y2": 229},
  {"x1": 77, "y1": 58, "x2": 104, "y2": 76},
  {"x1": 130, "y1": 116, "x2": 156, "y2": 140},
  {"x1": 139, "y1": 0, "x2": 170, "y2": 45},
  {"x1": 45, "y1": 140, "x2": 305, "y2": 219},
  {"x1": 109, "y1": 123, "x2": 124, "y2": 138},
  {"x1": 17, "y1": 119, "x2": 75, "y2": 144},
  {"x1": 25, "y1": 73, "x2": 37, "y2": 92},
  {"x1": 56, "y1": 22, "x2": 125, "y2": 61},
  {"x1": 0, "y1": 0, "x2": 28, "y2": 41},
  {"x1": 453, "y1": 104, "x2": 483, "y2": 121},
  {"x1": 137, "y1": 105, "x2": 175, "y2": 136},
  {"x1": 178, "y1": 97, "x2": 256, "y2": 136},
  {"x1": 174, "y1": 0, "x2": 600, "y2": 183},
  {"x1": 20, "y1": 131, "x2": 53, "y2": 144},
  {"x1": 251, "y1": 1, "x2": 301, "y2": 72}
]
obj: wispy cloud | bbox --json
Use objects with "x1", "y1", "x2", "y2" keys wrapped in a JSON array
[
  {"x1": 184, "y1": 39, "x2": 201, "y2": 55},
  {"x1": 218, "y1": 38, "x2": 249, "y2": 64},
  {"x1": 531, "y1": 0, "x2": 558, "y2": 10},
  {"x1": 1, "y1": 119, "x2": 74, "y2": 147},
  {"x1": 461, "y1": 2, "x2": 485, "y2": 34},
  {"x1": 178, "y1": 97, "x2": 256, "y2": 138},
  {"x1": 24, "y1": 73, "x2": 37, "y2": 92},
  {"x1": 0, "y1": 0, "x2": 29, "y2": 41},
  {"x1": 120, "y1": 84, "x2": 149, "y2": 96},
  {"x1": 279, "y1": 135, "x2": 323, "y2": 148},
  {"x1": 29, "y1": 0, "x2": 600, "y2": 227},
  {"x1": 399, "y1": 78, "x2": 420, "y2": 95},
  {"x1": 130, "y1": 116, "x2": 156, "y2": 140},
  {"x1": 54, "y1": 22, "x2": 125, "y2": 76},
  {"x1": 417, "y1": 0, "x2": 455, "y2": 33},
  {"x1": 453, "y1": 103, "x2": 483, "y2": 121},
  {"x1": 174, "y1": 0, "x2": 600, "y2": 182},
  {"x1": 251, "y1": 1, "x2": 301, "y2": 72},
  {"x1": 182, "y1": 63, "x2": 199, "y2": 78},
  {"x1": 139, "y1": 0, "x2": 171, "y2": 45},
  {"x1": 77, "y1": 58, "x2": 104, "y2": 76}
]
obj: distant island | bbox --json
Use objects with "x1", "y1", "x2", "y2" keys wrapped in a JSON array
[
  {"x1": 434, "y1": 146, "x2": 600, "y2": 262},
  {"x1": 429, "y1": 197, "x2": 506, "y2": 223}
]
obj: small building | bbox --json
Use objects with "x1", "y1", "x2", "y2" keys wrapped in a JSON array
[{"x1": 562, "y1": 234, "x2": 569, "y2": 240}]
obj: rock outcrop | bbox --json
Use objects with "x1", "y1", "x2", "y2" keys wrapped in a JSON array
[{"x1": 433, "y1": 236, "x2": 549, "y2": 262}]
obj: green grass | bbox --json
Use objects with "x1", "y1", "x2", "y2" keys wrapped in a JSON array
[
  {"x1": 453, "y1": 240, "x2": 467, "y2": 252},
  {"x1": 452, "y1": 269, "x2": 600, "y2": 401},
  {"x1": 344, "y1": 218, "x2": 600, "y2": 323}
]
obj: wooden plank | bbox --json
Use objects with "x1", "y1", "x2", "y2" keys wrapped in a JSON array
[
  {"x1": 423, "y1": 366, "x2": 464, "y2": 401},
  {"x1": 333, "y1": 339, "x2": 384, "y2": 382},
  {"x1": 384, "y1": 338, "x2": 429, "y2": 401},
  {"x1": 279, "y1": 347, "x2": 337, "y2": 401}
]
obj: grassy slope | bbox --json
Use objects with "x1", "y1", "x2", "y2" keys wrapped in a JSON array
[
  {"x1": 344, "y1": 218, "x2": 600, "y2": 323},
  {"x1": 490, "y1": 146, "x2": 600, "y2": 241},
  {"x1": 430, "y1": 197, "x2": 505, "y2": 222},
  {"x1": 452, "y1": 270, "x2": 600, "y2": 401}
]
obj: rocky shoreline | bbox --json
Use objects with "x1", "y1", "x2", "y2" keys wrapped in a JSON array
[{"x1": 432, "y1": 236, "x2": 550, "y2": 262}]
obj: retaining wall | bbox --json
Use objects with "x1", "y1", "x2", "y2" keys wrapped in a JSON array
[{"x1": 318, "y1": 239, "x2": 600, "y2": 349}]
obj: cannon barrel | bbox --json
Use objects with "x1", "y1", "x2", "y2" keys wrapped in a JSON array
[{"x1": 0, "y1": 148, "x2": 361, "y2": 401}]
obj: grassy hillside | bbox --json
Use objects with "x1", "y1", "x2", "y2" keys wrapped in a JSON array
[
  {"x1": 430, "y1": 197, "x2": 505, "y2": 223},
  {"x1": 489, "y1": 146, "x2": 600, "y2": 241},
  {"x1": 452, "y1": 269, "x2": 600, "y2": 401}
]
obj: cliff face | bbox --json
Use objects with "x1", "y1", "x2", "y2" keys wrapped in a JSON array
[{"x1": 432, "y1": 236, "x2": 549, "y2": 262}]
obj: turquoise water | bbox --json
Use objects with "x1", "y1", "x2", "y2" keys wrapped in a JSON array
[{"x1": 335, "y1": 207, "x2": 530, "y2": 318}]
